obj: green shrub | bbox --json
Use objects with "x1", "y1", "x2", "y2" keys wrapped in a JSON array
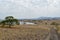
[{"x1": 51, "y1": 22, "x2": 59, "y2": 25}]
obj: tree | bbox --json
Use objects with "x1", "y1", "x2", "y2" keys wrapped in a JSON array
[{"x1": 0, "y1": 16, "x2": 20, "y2": 28}]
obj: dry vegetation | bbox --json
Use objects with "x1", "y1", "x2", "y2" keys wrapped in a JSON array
[
  {"x1": 0, "y1": 20, "x2": 60, "y2": 40},
  {"x1": 0, "y1": 25, "x2": 50, "y2": 40}
]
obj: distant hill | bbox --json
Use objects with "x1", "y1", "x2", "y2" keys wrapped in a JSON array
[
  {"x1": 36, "y1": 17, "x2": 60, "y2": 20},
  {"x1": 19, "y1": 17, "x2": 60, "y2": 20},
  {"x1": 8, "y1": 17, "x2": 60, "y2": 21}
]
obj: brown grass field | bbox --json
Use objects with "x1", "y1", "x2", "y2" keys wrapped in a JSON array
[
  {"x1": 0, "y1": 25, "x2": 50, "y2": 40},
  {"x1": 0, "y1": 20, "x2": 60, "y2": 40}
]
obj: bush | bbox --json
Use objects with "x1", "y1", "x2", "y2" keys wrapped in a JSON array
[{"x1": 51, "y1": 22, "x2": 59, "y2": 25}]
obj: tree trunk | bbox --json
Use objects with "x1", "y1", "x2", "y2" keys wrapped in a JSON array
[{"x1": 9, "y1": 24, "x2": 11, "y2": 28}]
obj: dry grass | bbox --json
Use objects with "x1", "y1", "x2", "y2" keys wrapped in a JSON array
[
  {"x1": 0, "y1": 20, "x2": 60, "y2": 40},
  {"x1": 0, "y1": 25, "x2": 49, "y2": 40},
  {"x1": 57, "y1": 25, "x2": 60, "y2": 33}
]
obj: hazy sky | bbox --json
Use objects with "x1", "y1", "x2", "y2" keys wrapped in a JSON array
[{"x1": 0, "y1": 0, "x2": 60, "y2": 19}]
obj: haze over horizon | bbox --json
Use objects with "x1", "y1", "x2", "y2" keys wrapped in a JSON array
[{"x1": 0, "y1": 0, "x2": 60, "y2": 19}]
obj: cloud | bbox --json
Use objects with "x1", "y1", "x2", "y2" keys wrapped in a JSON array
[{"x1": 0, "y1": 0, "x2": 60, "y2": 19}]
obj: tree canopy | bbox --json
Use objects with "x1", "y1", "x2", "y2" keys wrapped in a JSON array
[{"x1": 0, "y1": 16, "x2": 20, "y2": 28}]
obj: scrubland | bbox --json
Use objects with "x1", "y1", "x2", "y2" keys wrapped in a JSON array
[
  {"x1": 0, "y1": 25, "x2": 50, "y2": 40},
  {"x1": 0, "y1": 20, "x2": 60, "y2": 40}
]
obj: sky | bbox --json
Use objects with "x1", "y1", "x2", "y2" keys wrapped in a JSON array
[{"x1": 0, "y1": 0, "x2": 60, "y2": 19}]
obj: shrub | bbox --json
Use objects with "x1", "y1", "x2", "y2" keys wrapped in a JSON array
[{"x1": 51, "y1": 22, "x2": 59, "y2": 25}]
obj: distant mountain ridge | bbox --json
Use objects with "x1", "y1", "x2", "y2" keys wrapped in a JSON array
[
  {"x1": 35, "y1": 17, "x2": 60, "y2": 20},
  {"x1": 19, "y1": 17, "x2": 60, "y2": 20}
]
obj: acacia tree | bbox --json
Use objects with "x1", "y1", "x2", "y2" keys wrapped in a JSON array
[{"x1": 0, "y1": 16, "x2": 20, "y2": 28}]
